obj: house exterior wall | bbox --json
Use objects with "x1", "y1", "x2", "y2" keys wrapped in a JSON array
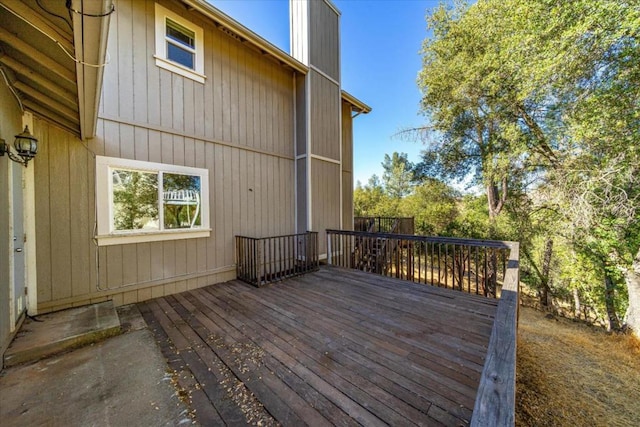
[
  {"x1": 341, "y1": 100, "x2": 354, "y2": 231},
  {"x1": 33, "y1": 0, "x2": 297, "y2": 312},
  {"x1": 0, "y1": 81, "x2": 25, "y2": 356},
  {"x1": 292, "y1": 0, "x2": 343, "y2": 255},
  {"x1": 3, "y1": 0, "x2": 362, "y2": 315},
  {"x1": 311, "y1": 158, "x2": 341, "y2": 255},
  {"x1": 0, "y1": 147, "x2": 9, "y2": 357},
  {"x1": 309, "y1": 0, "x2": 340, "y2": 82},
  {"x1": 309, "y1": 71, "x2": 340, "y2": 160}
]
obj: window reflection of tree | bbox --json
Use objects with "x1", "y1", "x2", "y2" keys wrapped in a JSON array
[
  {"x1": 163, "y1": 173, "x2": 201, "y2": 229},
  {"x1": 112, "y1": 170, "x2": 159, "y2": 230}
]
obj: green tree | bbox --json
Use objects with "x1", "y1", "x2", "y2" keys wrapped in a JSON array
[
  {"x1": 399, "y1": 178, "x2": 459, "y2": 236},
  {"x1": 381, "y1": 152, "x2": 414, "y2": 199},
  {"x1": 112, "y1": 170, "x2": 158, "y2": 230},
  {"x1": 354, "y1": 175, "x2": 398, "y2": 217},
  {"x1": 415, "y1": 0, "x2": 640, "y2": 332}
]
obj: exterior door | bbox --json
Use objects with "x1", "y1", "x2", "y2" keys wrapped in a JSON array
[{"x1": 12, "y1": 162, "x2": 26, "y2": 324}]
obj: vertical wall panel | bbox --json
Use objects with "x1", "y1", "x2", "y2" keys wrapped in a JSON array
[
  {"x1": 49, "y1": 128, "x2": 72, "y2": 300},
  {"x1": 106, "y1": 246, "x2": 123, "y2": 289},
  {"x1": 137, "y1": 243, "x2": 151, "y2": 283},
  {"x1": 133, "y1": 0, "x2": 149, "y2": 123},
  {"x1": 184, "y1": 80, "x2": 195, "y2": 135},
  {"x1": 117, "y1": 0, "x2": 134, "y2": 119},
  {"x1": 121, "y1": 245, "x2": 138, "y2": 285},
  {"x1": 296, "y1": 158, "x2": 308, "y2": 233},
  {"x1": 35, "y1": 123, "x2": 52, "y2": 303},
  {"x1": 145, "y1": 0, "x2": 160, "y2": 125},
  {"x1": 148, "y1": 129, "x2": 162, "y2": 163},
  {"x1": 311, "y1": 158, "x2": 340, "y2": 254},
  {"x1": 69, "y1": 139, "x2": 91, "y2": 298},
  {"x1": 341, "y1": 102, "x2": 353, "y2": 172},
  {"x1": 159, "y1": 70, "x2": 173, "y2": 128},
  {"x1": 0, "y1": 154, "x2": 9, "y2": 351},
  {"x1": 210, "y1": 143, "x2": 222, "y2": 271},
  {"x1": 309, "y1": 0, "x2": 340, "y2": 80},
  {"x1": 172, "y1": 75, "x2": 184, "y2": 131},
  {"x1": 309, "y1": 71, "x2": 340, "y2": 160},
  {"x1": 342, "y1": 102, "x2": 354, "y2": 230},
  {"x1": 174, "y1": 240, "x2": 186, "y2": 276},
  {"x1": 239, "y1": 150, "x2": 247, "y2": 234},
  {"x1": 119, "y1": 124, "x2": 135, "y2": 160}
]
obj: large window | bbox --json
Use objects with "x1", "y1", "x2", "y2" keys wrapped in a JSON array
[
  {"x1": 154, "y1": 3, "x2": 205, "y2": 83},
  {"x1": 96, "y1": 156, "x2": 210, "y2": 246}
]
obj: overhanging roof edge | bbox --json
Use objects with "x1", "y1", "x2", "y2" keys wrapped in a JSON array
[
  {"x1": 183, "y1": 0, "x2": 308, "y2": 75},
  {"x1": 341, "y1": 90, "x2": 371, "y2": 114}
]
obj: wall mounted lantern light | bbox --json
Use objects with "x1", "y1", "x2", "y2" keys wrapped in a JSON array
[{"x1": 0, "y1": 126, "x2": 38, "y2": 167}]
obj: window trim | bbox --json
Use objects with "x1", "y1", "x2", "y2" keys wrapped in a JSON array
[
  {"x1": 96, "y1": 156, "x2": 210, "y2": 246},
  {"x1": 154, "y1": 3, "x2": 206, "y2": 84}
]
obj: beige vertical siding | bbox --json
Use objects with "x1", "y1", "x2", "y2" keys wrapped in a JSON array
[
  {"x1": 0, "y1": 155, "x2": 10, "y2": 356},
  {"x1": 101, "y1": 0, "x2": 295, "y2": 158},
  {"x1": 295, "y1": 75, "x2": 307, "y2": 156},
  {"x1": 34, "y1": 117, "x2": 295, "y2": 311},
  {"x1": 296, "y1": 158, "x2": 308, "y2": 233},
  {"x1": 309, "y1": 70, "x2": 340, "y2": 160},
  {"x1": 33, "y1": 0, "x2": 298, "y2": 312},
  {"x1": 341, "y1": 101, "x2": 354, "y2": 230},
  {"x1": 0, "y1": 81, "x2": 24, "y2": 355},
  {"x1": 290, "y1": 0, "x2": 309, "y2": 65},
  {"x1": 311, "y1": 158, "x2": 341, "y2": 255},
  {"x1": 309, "y1": 0, "x2": 340, "y2": 81}
]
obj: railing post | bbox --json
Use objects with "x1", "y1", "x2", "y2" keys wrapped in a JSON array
[{"x1": 327, "y1": 231, "x2": 332, "y2": 265}]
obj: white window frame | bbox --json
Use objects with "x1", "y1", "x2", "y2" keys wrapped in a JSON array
[
  {"x1": 96, "y1": 156, "x2": 210, "y2": 246},
  {"x1": 154, "y1": 3, "x2": 206, "y2": 84}
]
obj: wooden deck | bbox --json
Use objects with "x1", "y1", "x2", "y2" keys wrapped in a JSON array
[{"x1": 138, "y1": 266, "x2": 499, "y2": 426}]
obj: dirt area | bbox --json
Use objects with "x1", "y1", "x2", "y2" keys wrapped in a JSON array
[{"x1": 516, "y1": 306, "x2": 640, "y2": 426}]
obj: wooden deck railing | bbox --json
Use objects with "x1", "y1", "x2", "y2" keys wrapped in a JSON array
[
  {"x1": 354, "y1": 217, "x2": 415, "y2": 235},
  {"x1": 472, "y1": 240, "x2": 519, "y2": 426},
  {"x1": 235, "y1": 232, "x2": 319, "y2": 287},
  {"x1": 326, "y1": 229, "x2": 519, "y2": 425},
  {"x1": 327, "y1": 230, "x2": 509, "y2": 297}
]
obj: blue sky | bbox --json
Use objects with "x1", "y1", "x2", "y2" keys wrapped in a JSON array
[{"x1": 211, "y1": 0, "x2": 445, "y2": 186}]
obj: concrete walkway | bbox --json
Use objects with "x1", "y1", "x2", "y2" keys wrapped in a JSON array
[{"x1": 0, "y1": 305, "x2": 193, "y2": 427}]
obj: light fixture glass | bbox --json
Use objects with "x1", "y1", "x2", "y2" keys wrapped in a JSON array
[
  {"x1": 14, "y1": 126, "x2": 38, "y2": 159},
  {"x1": 0, "y1": 125, "x2": 38, "y2": 167}
]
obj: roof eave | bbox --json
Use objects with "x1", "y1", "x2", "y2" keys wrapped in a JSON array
[
  {"x1": 182, "y1": 0, "x2": 308, "y2": 75},
  {"x1": 341, "y1": 90, "x2": 372, "y2": 115},
  {"x1": 71, "y1": 0, "x2": 113, "y2": 140}
]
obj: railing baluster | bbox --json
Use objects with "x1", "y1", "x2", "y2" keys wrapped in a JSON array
[
  {"x1": 468, "y1": 245, "x2": 472, "y2": 293},
  {"x1": 324, "y1": 230, "x2": 515, "y2": 299},
  {"x1": 235, "y1": 232, "x2": 320, "y2": 286}
]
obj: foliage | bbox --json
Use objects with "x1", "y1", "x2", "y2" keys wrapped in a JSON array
[
  {"x1": 381, "y1": 152, "x2": 415, "y2": 198},
  {"x1": 112, "y1": 170, "x2": 158, "y2": 230},
  {"x1": 406, "y1": 0, "x2": 640, "y2": 331},
  {"x1": 399, "y1": 178, "x2": 458, "y2": 236},
  {"x1": 163, "y1": 173, "x2": 202, "y2": 229},
  {"x1": 354, "y1": 175, "x2": 399, "y2": 217}
]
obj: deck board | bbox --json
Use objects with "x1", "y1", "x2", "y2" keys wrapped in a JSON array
[{"x1": 139, "y1": 266, "x2": 498, "y2": 426}]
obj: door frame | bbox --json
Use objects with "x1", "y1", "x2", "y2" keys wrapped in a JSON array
[{"x1": 7, "y1": 112, "x2": 37, "y2": 331}]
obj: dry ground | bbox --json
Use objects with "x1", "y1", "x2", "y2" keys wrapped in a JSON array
[{"x1": 516, "y1": 306, "x2": 640, "y2": 426}]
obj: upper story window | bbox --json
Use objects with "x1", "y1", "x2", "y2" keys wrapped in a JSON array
[
  {"x1": 166, "y1": 19, "x2": 195, "y2": 68},
  {"x1": 154, "y1": 3, "x2": 206, "y2": 84},
  {"x1": 95, "y1": 156, "x2": 210, "y2": 246}
]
